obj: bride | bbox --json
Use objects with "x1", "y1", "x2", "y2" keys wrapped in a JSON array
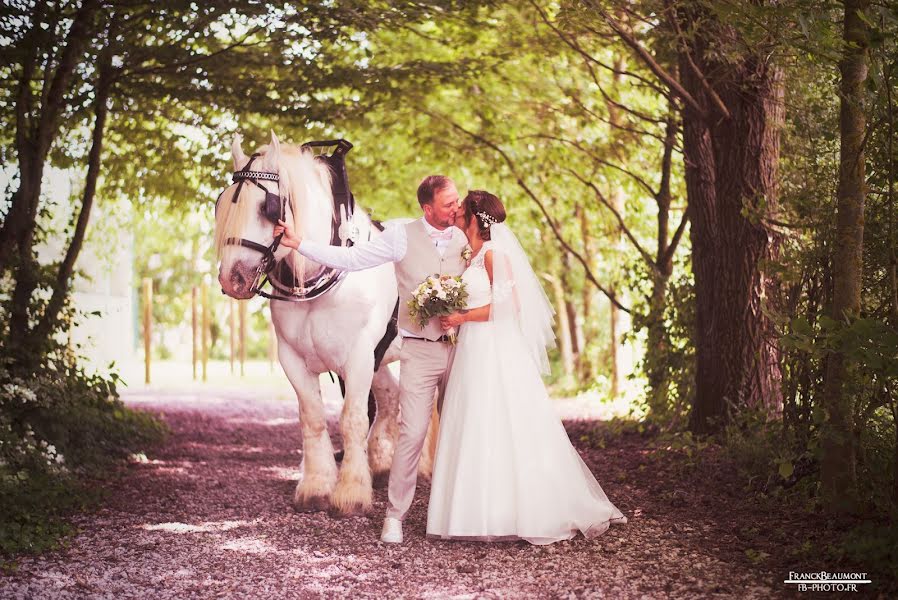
[{"x1": 427, "y1": 190, "x2": 627, "y2": 544}]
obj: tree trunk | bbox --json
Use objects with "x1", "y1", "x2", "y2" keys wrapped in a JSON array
[
  {"x1": 549, "y1": 269, "x2": 575, "y2": 381},
  {"x1": 30, "y1": 54, "x2": 115, "y2": 353},
  {"x1": 609, "y1": 183, "x2": 625, "y2": 399},
  {"x1": 605, "y1": 51, "x2": 628, "y2": 399},
  {"x1": 645, "y1": 111, "x2": 679, "y2": 420},
  {"x1": 677, "y1": 14, "x2": 785, "y2": 434},
  {"x1": 820, "y1": 0, "x2": 869, "y2": 513},
  {"x1": 575, "y1": 205, "x2": 593, "y2": 379},
  {"x1": 6, "y1": 0, "x2": 103, "y2": 349}
]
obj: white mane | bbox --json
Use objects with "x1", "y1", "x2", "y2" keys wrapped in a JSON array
[{"x1": 214, "y1": 140, "x2": 335, "y2": 269}]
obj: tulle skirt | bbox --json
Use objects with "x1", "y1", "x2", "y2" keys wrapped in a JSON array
[{"x1": 426, "y1": 320, "x2": 627, "y2": 545}]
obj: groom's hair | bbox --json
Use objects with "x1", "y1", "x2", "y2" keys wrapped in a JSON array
[{"x1": 417, "y1": 175, "x2": 453, "y2": 207}]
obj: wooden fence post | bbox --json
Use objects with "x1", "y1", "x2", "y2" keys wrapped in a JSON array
[
  {"x1": 269, "y1": 317, "x2": 277, "y2": 372},
  {"x1": 201, "y1": 280, "x2": 209, "y2": 382},
  {"x1": 230, "y1": 298, "x2": 236, "y2": 375},
  {"x1": 192, "y1": 286, "x2": 198, "y2": 381},
  {"x1": 239, "y1": 300, "x2": 247, "y2": 377},
  {"x1": 142, "y1": 278, "x2": 152, "y2": 385}
]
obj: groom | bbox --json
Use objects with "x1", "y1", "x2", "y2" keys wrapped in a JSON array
[{"x1": 274, "y1": 175, "x2": 468, "y2": 543}]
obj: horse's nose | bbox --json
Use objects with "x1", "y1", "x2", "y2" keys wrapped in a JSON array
[{"x1": 231, "y1": 269, "x2": 247, "y2": 294}]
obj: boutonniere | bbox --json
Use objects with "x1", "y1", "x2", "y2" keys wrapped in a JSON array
[{"x1": 461, "y1": 244, "x2": 473, "y2": 266}]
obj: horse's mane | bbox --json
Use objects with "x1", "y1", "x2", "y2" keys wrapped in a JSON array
[{"x1": 214, "y1": 143, "x2": 334, "y2": 263}]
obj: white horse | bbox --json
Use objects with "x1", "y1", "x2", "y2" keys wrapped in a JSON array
[{"x1": 215, "y1": 132, "x2": 434, "y2": 516}]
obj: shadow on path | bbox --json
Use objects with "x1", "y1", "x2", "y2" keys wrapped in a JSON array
[{"x1": 0, "y1": 389, "x2": 787, "y2": 599}]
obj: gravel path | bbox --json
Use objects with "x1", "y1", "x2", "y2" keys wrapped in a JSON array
[{"x1": 0, "y1": 389, "x2": 788, "y2": 599}]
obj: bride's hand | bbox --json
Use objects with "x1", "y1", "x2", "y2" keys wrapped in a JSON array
[{"x1": 440, "y1": 313, "x2": 465, "y2": 329}]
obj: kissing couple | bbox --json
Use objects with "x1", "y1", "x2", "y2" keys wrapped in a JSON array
[{"x1": 273, "y1": 176, "x2": 627, "y2": 544}]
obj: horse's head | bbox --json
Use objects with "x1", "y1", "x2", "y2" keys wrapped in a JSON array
[{"x1": 214, "y1": 131, "x2": 334, "y2": 299}]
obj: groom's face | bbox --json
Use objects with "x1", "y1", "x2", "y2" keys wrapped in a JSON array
[{"x1": 424, "y1": 183, "x2": 459, "y2": 230}]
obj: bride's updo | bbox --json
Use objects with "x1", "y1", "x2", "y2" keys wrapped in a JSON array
[{"x1": 463, "y1": 190, "x2": 506, "y2": 241}]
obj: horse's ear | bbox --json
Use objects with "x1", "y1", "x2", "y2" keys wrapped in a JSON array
[
  {"x1": 266, "y1": 130, "x2": 281, "y2": 170},
  {"x1": 231, "y1": 133, "x2": 248, "y2": 170}
]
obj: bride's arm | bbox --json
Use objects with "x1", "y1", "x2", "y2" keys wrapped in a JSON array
[{"x1": 440, "y1": 251, "x2": 494, "y2": 328}]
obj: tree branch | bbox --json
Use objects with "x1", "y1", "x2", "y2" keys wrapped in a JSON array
[
  {"x1": 429, "y1": 111, "x2": 633, "y2": 314},
  {"x1": 666, "y1": 5, "x2": 731, "y2": 120},
  {"x1": 34, "y1": 50, "x2": 115, "y2": 346},
  {"x1": 532, "y1": 133, "x2": 658, "y2": 197},
  {"x1": 565, "y1": 166, "x2": 658, "y2": 271},
  {"x1": 590, "y1": 2, "x2": 708, "y2": 120}
]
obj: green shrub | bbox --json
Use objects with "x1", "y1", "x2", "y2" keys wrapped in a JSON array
[{"x1": 0, "y1": 354, "x2": 166, "y2": 558}]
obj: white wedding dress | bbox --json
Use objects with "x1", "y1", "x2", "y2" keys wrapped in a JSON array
[{"x1": 426, "y1": 240, "x2": 627, "y2": 544}]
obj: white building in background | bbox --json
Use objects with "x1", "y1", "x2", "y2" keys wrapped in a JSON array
[
  {"x1": 25, "y1": 168, "x2": 137, "y2": 371},
  {"x1": 67, "y1": 232, "x2": 136, "y2": 370}
]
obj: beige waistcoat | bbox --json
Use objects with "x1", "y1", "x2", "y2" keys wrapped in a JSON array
[{"x1": 396, "y1": 220, "x2": 468, "y2": 340}]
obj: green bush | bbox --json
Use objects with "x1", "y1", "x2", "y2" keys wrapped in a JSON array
[{"x1": 0, "y1": 353, "x2": 166, "y2": 558}]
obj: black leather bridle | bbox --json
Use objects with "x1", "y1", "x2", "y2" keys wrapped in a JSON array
[{"x1": 217, "y1": 139, "x2": 358, "y2": 302}]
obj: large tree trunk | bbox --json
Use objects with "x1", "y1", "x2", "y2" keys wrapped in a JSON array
[
  {"x1": 820, "y1": 0, "x2": 869, "y2": 512},
  {"x1": 677, "y1": 15, "x2": 785, "y2": 434},
  {"x1": 5, "y1": 1, "x2": 103, "y2": 350}
]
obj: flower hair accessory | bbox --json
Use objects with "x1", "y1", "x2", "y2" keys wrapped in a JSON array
[{"x1": 476, "y1": 211, "x2": 498, "y2": 228}]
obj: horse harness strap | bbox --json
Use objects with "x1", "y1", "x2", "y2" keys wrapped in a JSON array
[
  {"x1": 222, "y1": 140, "x2": 360, "y2": 302},
  {"x1": 220, "y1": 153, "x2": 287, "y2": 293}
]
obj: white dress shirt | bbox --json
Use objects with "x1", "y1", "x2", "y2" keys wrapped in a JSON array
[
  {"x1": 297, "y1": 217, "x2": 460, "y2": 338},
  {"x1": 296, "y1": 217, "x2": 455, "y2": 271}
]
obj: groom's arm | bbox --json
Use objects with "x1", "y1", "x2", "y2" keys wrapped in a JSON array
[{"x1": 297, "y1": 225, "x2": 406, "y2": 271}]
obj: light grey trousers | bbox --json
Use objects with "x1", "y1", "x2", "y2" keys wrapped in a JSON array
[{"x1": 385, "y1": 338, "x2": 454, "y2": 521}]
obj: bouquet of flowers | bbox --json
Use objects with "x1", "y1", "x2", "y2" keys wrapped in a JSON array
[{"x1": 408, "y1": 274, "x2": 469, "y2": 344}]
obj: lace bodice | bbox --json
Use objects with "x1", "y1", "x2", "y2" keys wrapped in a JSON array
[{"x1": 462, "y1": 242, "x2": 494, "y2": 309}]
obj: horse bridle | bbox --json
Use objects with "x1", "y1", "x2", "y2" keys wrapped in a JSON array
[
  {"x1": 217, "y1": 142, "x2": 358, "y2": 302},
  {"x1": 218, "y1": 152, "x2": 288, "y2": 296}
]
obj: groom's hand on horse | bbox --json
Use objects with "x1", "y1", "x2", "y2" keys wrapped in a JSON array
[{"x1": 274, "y1": 219, "x2": 301, "y2": 249}]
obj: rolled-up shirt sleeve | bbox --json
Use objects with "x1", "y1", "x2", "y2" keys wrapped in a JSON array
[{"x1": 296, "y1": 224, "x2": 406, "y2": 271}]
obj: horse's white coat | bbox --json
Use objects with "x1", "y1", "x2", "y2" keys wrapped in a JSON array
[{"x1": 214, "y1": 132, "x2": 437, "y2": 515}]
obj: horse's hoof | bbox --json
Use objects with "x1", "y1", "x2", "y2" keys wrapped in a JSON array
[
  {"x1": 372, "y1": 471, "x2": 390, "y2": 489},
  {"x1": 294, "y1": 495, "x2": 330, "y2": 513},
  {"x1": 329, "y1": 502, "x2": 371, "y2": 519}
]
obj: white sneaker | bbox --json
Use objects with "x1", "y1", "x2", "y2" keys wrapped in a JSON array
[{"x1": 380, "y1": 517, "x2": 403, "y2": 543}]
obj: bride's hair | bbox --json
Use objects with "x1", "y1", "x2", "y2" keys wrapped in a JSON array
[{"x1": 463, "y1": 190, "x2": 506, "y2": 241}]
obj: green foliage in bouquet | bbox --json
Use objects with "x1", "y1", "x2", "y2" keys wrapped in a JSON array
[{"x1": 407, "y1": 274, "x2": 469, "y2": 329}]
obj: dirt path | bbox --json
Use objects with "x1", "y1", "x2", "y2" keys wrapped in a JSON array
[{"x1": 0, "y1": 389, "x2": 789, "y2": 599}]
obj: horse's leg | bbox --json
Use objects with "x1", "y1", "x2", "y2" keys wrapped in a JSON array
[
  {"x1": 279, "y1": 343, "x2": 337, "y2": 512},
  {"x1": 368, "y1": 365, "x2": 400, "y2": 488},
  {"x1": 331, "y1": 351, "x2": 375, "y2": 516}
]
